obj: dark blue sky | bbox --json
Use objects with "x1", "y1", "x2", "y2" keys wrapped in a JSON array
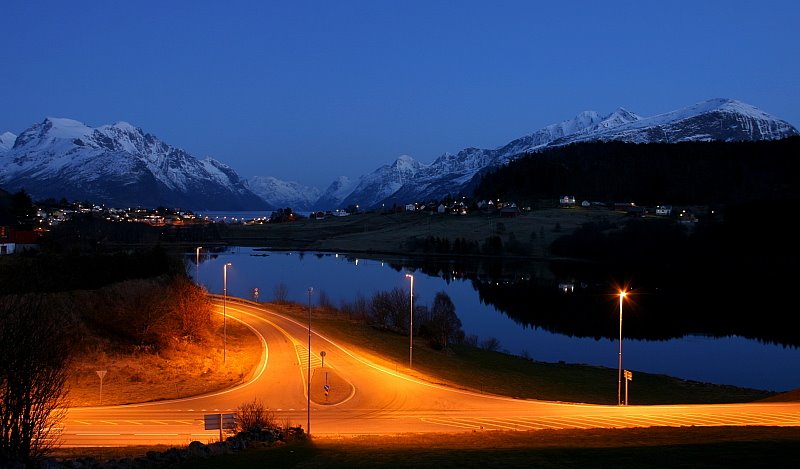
[{"x1": 2, "y1": 1, "x2": 798, "y2": 189}]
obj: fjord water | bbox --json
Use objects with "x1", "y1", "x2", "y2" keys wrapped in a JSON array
[{"x1": 191, "y1": 247, "x2": 800, "y2": 392}]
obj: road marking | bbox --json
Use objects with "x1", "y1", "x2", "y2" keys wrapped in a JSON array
[
  {"x1": 75, "y1": 433, "x2": 121, "y2": 436},
  {"x1": 569, "y1": 415, "x2": 630, "y2": 428},
  {"x1": 123, "y1": 420, "x2": 144, "y2": 425},
  {"x1": 467, "y1": 418, "x2": 525, "y2": 431},
  {"x1": 133, "y1": 433, "x2": 179, "y2": 436},
  {"x1": 421, "y1": 418, "x2": 484, "y2": 430},
  {"x1": 499, "y1": 418, "x2": 548, "y2": 430},
  {"x1": 98, "y1": 420, "x2": 118, "y2": 425},
  {"x1": 174, "y1": 420, "x2": 194, "y2": 425},
  {"x1": 72, "y1": 420, "x2": 92, "y2": 425},
  {"x1": 148, "y1": 420, "x2": 169, "y2": 425},
  {"x1": 534, "y1": 417, "x2": 595, "y2": 430},
  {"x1": 635, "y1": 414, "x2": 690, "y2": 427}
]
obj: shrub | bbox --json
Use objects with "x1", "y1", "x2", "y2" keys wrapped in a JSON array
[{"x1": 235, "y1": 398, "x2": 276, "y2": 433}]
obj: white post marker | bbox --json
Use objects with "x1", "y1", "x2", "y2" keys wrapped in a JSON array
[{"x1": 96, "y1": 370, "x2": 107, "y2": 405}]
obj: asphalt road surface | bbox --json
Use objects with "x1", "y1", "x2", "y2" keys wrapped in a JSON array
[{"x1": 61, "y1": 298, "x2": 800, "y2": 447}]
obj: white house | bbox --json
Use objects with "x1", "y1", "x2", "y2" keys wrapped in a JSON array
[{"x1": 655, "y1": 205, "x2": 672, "y2": 216}]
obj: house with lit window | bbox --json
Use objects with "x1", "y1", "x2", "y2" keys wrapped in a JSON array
[{"x1": 0, "y1": 213, "x2": 14, "y2": 254}]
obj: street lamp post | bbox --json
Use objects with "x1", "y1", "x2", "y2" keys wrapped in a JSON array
[
  {"x1": 223, "y1": 263, "x2": 232, "y2": 364},
  {"x1": 405, "y1": 273, "x2": 414, "y2": 369},
  {"x1": 618, "y1": 290, "x2": 627, "y2": 406},
  {"x1": 307, "y1": 287, "x2": 313, "y2": 435}
]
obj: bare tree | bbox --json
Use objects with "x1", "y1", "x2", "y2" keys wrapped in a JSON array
[
  {"x1": 370, "y1": 288, "x2": 408, "y2": 331},
  {"x1": 481, "y1": 337, "x2": 502, "y2": 352},
  {"x1": 428, "y1": 292, "x2": 463, "y2": 349},
  {"x1": 317, "y1": 290, "x2": 335, "y2": 311},
  {"x1": 235, "y1": 398, "x2": 276, "y2": 433},
  {"x1": 0, "y1": 294, "x2": 73, "y2": 466},
  {"x1": 339, "y1": 293, "x2": 369, "y2": 320},
  {"x1": 273, "y1": 282, "x2": 289, "y2": 304}
]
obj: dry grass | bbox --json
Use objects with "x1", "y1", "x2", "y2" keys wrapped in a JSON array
[{"x1": 66, "y1": 315, "x2": 262, "y2": 407}]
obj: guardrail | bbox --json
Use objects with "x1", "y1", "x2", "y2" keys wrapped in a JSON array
[{"x1": 208, "y1": 293, "x2": 263, "y2": 308}]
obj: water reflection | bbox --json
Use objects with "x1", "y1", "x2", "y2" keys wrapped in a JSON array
[
  {"x1": 190, "y1": 247, "x2": 800, "y2": 391},
  {"x1": 375, "y1": 254, "x2": 800, "y2": 349}
]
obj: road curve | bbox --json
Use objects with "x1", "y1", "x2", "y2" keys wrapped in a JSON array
[{"x1": 61, "y1": 297, "x2": 800, "y2": 446}]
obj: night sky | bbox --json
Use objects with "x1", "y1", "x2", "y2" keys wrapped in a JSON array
[{"x1": 2, "y1": 0, "x2": 798, "y2": 189}]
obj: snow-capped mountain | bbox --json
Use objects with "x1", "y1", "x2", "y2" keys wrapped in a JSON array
[
  {"x1": 0, "y1": 117, "x2": 269, "y2": 210},
  {"x1": 314, "y1": 176, "x2": 357, "y2": 210},
  {"x1": 338, "y1": 98, "x2": 798, "y2": 209},
  {"x1": 339, "y1": 155, "x2": 424, "y2": 210},
  {"x1": 247, "y1": 176, "x2": 320, "y2": 211},
  {"x1": 552, "y1": 98, "x2": 797, "y2": 145},
  {"x1": 0, "y1": 132, "x2": 16, "y2": 153}
]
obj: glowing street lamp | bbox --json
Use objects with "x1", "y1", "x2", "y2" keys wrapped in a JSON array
[
  {"x1": 223, "y1": 262, "x2": 232, "y2": 363},
  {"x1": 618, "y1": 290, "x2": 627, "y2": 406},
  {"x1": 307, "y1": 286, "x2": 313, "y2": 435},
  {"x1": 405, "y1": 273, "x2": 414, "y2": 369}
]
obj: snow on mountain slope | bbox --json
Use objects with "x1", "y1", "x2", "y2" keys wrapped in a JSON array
[
  {"x1": 0, "y1": 117, "x2": 268, "y2": 210},
  {"x1": 248, "y1": 176, "x2": 321, "y2": 211},
  {"x1": 314, "y1": 176, "x2": 357, "y2": 210},
  {"x1": 0, "y1": 132, "x2": 16, "y2": 153},
  {"x1": 338, "y1": 98, "x2": 797, "y2": 209},
  {"x1": 554, "y1": 98, "x2": 797, "y2": 145},
  {"x1": 340, "y1": 155, "x2": 425, "y2": 209}
]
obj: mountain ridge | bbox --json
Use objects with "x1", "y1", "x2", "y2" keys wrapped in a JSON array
[
  {"x1": 2, "y1": 98, "x2": 796, "y2": 211},
  {"x1": 337, "y1": 98, "x2": 797, "y2": 210},
  {"x1": 0, "y1": 117, "x2": 269, "y2": 210}
]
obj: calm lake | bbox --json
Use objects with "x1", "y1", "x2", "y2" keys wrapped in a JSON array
[{"x1": 189, "y1": 246, "x2": 800, "y2": 392}]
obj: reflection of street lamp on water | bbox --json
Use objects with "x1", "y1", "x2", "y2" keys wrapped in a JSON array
[
  {"x1": 618, "y1": 290, "x2": 627, "y2": 406},
  {"x1": 195, "y1": 246, "x2": 202, "y2": 284},
  {"x1": 223, "y1": 263, "x2": 232, "y2": 363},
  {"x1": 405, "y1": 273, "x2": 414, "y2": 369},
  {"x1": 307, "y1": 286, "x2": 313, "y2": 435}
]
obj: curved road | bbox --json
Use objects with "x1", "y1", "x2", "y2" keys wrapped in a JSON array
[{"x1": 62, "y1": 298, "x2": 800, "y2": 446}]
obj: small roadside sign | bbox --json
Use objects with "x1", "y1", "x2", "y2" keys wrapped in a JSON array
[
  {"x1": 203, "y1": 413, "x2": 236, "y2": 430},
  {"x1": 204, "y1": 413, "x2": 237, "y2": 441}
]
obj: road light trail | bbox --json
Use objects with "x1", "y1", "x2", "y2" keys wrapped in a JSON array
[{"x1": 59, "y1": 297, "x2": 800, "y2": 447}]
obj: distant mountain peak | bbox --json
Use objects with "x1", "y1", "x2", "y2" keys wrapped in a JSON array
[
  {"x1": 247, "y1": 175, "x2": 320, "y2": 211},
  {"x1": 0, "y1": 117, "x2": 269, "y2": 210},
  {"x1": 337, "y1": 98, "x2": 798, "y2": 209}
]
